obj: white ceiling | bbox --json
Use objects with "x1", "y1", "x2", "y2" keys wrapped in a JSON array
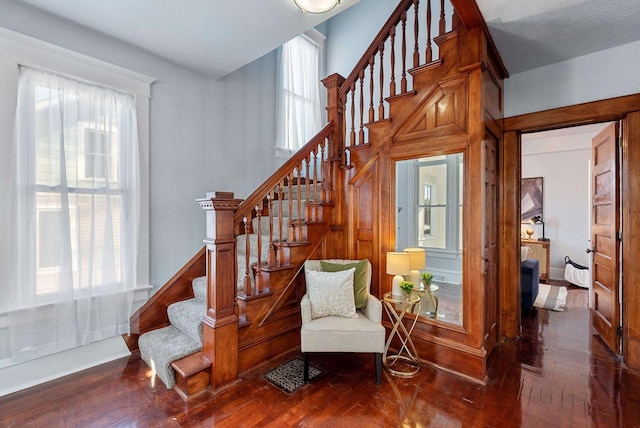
[
  {"x1": 476, "y1": 0, "x2": 640, "y2": 74},
  {"x1": 8, "y1": 0, "x2": 640, "y2": 78},
  {"x1": 10, "y1": 0, "x2": 362, "y2": 79}
]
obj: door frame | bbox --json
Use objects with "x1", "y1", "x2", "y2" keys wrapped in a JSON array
[{"x1": 499, "y1": 92, "x2": 640, "y2": 372}]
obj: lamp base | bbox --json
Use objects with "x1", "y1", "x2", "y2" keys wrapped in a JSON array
[
  {"x1": 538, "y1": 238, "x2": 550, "y2": 242},
  {"x1": 392, "y1": 275, "x2": 404, "y2": 297}
]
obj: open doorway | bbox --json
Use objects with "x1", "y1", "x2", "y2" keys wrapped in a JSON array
[{"x1": 518, "y1": 121, "x2": 622, "y2": 358}]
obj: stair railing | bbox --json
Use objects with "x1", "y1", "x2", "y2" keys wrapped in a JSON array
[
  {"x1": 232, "y1": 122, "x2": 335, "y2": 298},
  {"x1": 338, "y1": 0, "x2": 457, "y2": 164}
]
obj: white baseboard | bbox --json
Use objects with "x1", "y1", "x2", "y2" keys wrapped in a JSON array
[{"x1": 0, "y1": 335, "x2": 131, "y2": 398}]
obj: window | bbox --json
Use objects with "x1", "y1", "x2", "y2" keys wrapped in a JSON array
[
  {"x1": 416, "y1": 154, "x2": 463, "y2": 253},
  {"x1": 3, "y1": 67, "x2": 140, "y2": 367},
  {"x1": 276, "y1": 32, "x2": 324, "y2": 157}
]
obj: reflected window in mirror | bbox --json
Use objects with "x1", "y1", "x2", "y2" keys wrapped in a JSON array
[{"x1": 396, "y1": 153, "x2": 463, "y2": 326}]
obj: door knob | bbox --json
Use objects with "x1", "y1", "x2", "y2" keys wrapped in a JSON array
[{"x1": 586, "y1": 247, "x2": 595, "y2": 254}]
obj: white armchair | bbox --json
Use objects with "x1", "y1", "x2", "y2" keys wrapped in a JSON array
[{"x1": 301, "y1": 259, "x2": 386, "y2": 384}]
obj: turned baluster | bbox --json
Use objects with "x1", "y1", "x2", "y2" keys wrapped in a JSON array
[
  {"x1": 350, "y1": 84, "x2": 356, "y2": 146},
  {"x1": 305, "y1": 155, "x2": 311, "y2": 205},
  {"x1": 313, "y1": 147, "x2": 319, "y2": 203},
  {"x1": 389, "y1": 26, "x2": 396, "y2": 97},
  {"x1": 401, "y1": 11, "x2": 408, "y2": 93},
  {"x1": 359, "y1": 71, "x2": 365, "y2": 144},
  {"x1": 413, "y1": 0, "x2": 420, "y2": 67},
  {"x1": 368, "y1": 56, "x2": 375, "y2": 123},
  {"x1": 378, "y1": 43, "x2": 385, "y2": 120},
  {"x1": 320, "y1": 140, "x2": 329, "y2": 202},
  {"x1": 296, "y1": 166, "x2": 303, "y2": 225},
  {"x1": 255, "y1": 205, "x2": 263, "y2": 294},
  {"x1": 426, "y1": 0, "x2": 433, "y2": 63},
  {"x1": 277, "y1": 183, "x2": 284, "y2": 266},
  {"x1": 243, "y1": 216, "x2": 252, "y2": 296},
  {"x1": 267, "y1": 192, "x2": 275, "y2": 267},
  {"x1": 439, "y1": 0, "x2": 446, "y2": 35}
]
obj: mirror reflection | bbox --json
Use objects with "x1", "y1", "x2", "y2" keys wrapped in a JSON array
[{"x1": 395, "y1": 153, "x2": 463, "y2": 326}]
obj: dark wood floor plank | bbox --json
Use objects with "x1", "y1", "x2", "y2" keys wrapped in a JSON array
[{"x1": 1, "y1": 288, "x2": 639, "y2": 427}]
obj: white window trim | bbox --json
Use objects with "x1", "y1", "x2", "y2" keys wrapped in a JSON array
[{"x1": 0, "y1": 27, "x2": 155, "y2": 292}]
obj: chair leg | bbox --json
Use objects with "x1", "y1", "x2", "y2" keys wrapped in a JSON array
[
  {"x1": 303, "y1": 353, "x2": 310, "y2": 383},
  {"x1": 375, "y1": 353, "x2": 382, "y2": 384}
]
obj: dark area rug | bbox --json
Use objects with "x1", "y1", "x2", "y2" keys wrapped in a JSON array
[{"x1": 263, "y1": 358, "x2": 322, "y2": 394}]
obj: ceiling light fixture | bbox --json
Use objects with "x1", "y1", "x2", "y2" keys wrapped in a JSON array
[{"x1": 294, "y1": 0, "x2": 341, "y2": 14}]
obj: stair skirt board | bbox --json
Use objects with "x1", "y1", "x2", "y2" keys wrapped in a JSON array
[{"x1": 139, "y1": 325, "x2": 202, "y2": 389}]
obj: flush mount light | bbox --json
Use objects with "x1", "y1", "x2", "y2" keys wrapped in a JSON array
[{"x1": 294, "y1": 0, "x2": 340, "y2": 14}]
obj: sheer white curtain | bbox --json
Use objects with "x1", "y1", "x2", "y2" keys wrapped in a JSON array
[
  {"x1": 1, "y1": 68, "x2": 139, "y2": 368},
  {"x1": 276, "y1": 34, "x2": 322, "y2": 158}
]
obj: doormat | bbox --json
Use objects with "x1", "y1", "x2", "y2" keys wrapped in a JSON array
[
  {"x1": 534, "y1": 283, "x2": 567, "y2": 311},
  {"x1": 263, "y1": 358, "x2": 322, "y2": 394}
]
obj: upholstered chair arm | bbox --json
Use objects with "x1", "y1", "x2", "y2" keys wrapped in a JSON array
[
  {"x1": 300, "y1": 294, "x2": 312, "y2": 324},
  {"x1": 360, "y1": 295, "x2": 382, "y2": 323}
]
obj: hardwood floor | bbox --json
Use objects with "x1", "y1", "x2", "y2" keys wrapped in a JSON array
[{"x1": 1, "y1": 286, "x2": 639, "y2": 427}]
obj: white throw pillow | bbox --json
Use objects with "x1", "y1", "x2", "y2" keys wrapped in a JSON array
[{"x1": 305, "y1": 267, "x2": 358, "y2": 320}]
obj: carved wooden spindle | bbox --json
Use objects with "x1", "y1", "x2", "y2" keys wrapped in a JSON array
[
  {"x1": 296, "y1": 166, "x2": 303, "y2": 224},
  {"x1": 378, "y1": 43, "x2": 385, "y2": 120},
  {"x1": 277, "y1": 183, "x2": 284, "y2": 266},
  {"x1": 359, "y1": 71, "x2": 365, "y2": 144},
  {"x1": 267, "y1": 192, "x2": 275, "y2": 266},
  {"x1": 426, "y1": 0, "x2": 433, "y2": 63},
  {"x1": 242, "y1": 216, "x2": 252, "y2": 296},
  {"x1": 368, "y1": 56, "x2": 375, "y2": 123},
  {"x1": 401, "y1": 10, "x2": 408, "y2": 93},
  {"x1": 320, "y1": 140, "x2": 329, "y2": 202},
  {"x1": 305, "y1": 155, "x2": 311, "y2": 205},
  {"x1": 390, "y1": 26, "x2": 396, "y2": 97},
  {"x1": 452, "y1": 8, "x2": 460, "y2": 31},
  {"x1": 350, "y1": 84, "x2": 356, "y2": 146},
  {"x1": 288, "y1": 172, "x2": 293, "y2": 221},
  {"x1": 255, "y1": 205, "x2": 263, "y2": 294},
  {"x1": 439, "y1": 0, "x2": 446, "y2": 35},
  {"x1": 313, "y1": 148, "x2": 319, "y2": 203},
  {"x1": 413, "y1": 0, "x2": 420, "y2": 67}
]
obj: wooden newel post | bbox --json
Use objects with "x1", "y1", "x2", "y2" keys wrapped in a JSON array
[
  {"x1": 322, "y1": 73, "x2": 346, "y2": 166},
  {"x1": 198, "y1": 191, "x2": 243, "y2": 390}
]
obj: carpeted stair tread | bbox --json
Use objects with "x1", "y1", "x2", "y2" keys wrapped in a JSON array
[
  {"x1": 192, "y1": 276, "x2": 207, "y2": 302},
  {"x1": 167, "y1": 298, "x2": 206, "y2": 345},
  {"x1": 138, "y1": 325, "x2": 202, "y2": 389}
]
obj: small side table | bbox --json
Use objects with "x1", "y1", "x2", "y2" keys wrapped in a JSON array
[{"x1": 382, "y1": 292, "x2": 421, "y2": 377}]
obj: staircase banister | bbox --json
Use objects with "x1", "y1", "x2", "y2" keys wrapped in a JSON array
[
  {"x1": 338, "y1": 0, "x2": 415, "y2": 98},
  {"x1": 233, "y1": 121, "x2": 334, "y2": 224}
]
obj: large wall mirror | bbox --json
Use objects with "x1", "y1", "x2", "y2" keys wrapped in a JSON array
[{"x1": 395, "y1": 153, "x2": 464, "y2": 326}]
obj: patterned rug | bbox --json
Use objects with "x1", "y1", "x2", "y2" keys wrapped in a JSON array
[
  {"x1": 534, "y1": 283, "x2": 568, "y2": 311},
  {"x1": 263, "y1": 358, "x2": 322, "y2": 394}
]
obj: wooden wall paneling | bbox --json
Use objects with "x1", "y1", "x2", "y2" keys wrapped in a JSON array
[
  {"x1": 500, "y1": 131, "x2": 521, "y2": 340},
  {"x1": 622, "y1": 110, "x2": 640, "y2": 372}
]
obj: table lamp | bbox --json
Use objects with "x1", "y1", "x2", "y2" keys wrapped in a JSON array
[
  {"x1": 403, "y1": 247, "x2": 426, "y2": 286},
  {"x1": 386, "y1": 252, "x2": 411, "y2": 297},
  {"x1": 529, "y1": 215, "x2": 548, "y2": 241}
]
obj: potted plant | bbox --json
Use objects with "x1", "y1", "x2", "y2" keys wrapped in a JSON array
[
  {"x1": 399, "y1": 281, "x2": 414, "y2": 299},
  {"x1": 420, "y1": 272, "x2": 433, "y2": 289}
]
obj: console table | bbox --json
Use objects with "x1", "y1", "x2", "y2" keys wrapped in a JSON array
[{"x1": 521, "y1": 239, "x2": 550, "y2": 282}]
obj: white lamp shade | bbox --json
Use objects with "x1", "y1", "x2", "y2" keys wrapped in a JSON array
[
  {"x1": 387, "y1": 252, "x2": 410, "y2": 297},
  {"x1": 403, "y1": 247, "x2": 426, "y2": 270},
  {"x1": 294, "y1": 0, "x2": 340, "y2": 14},
  {"x1": 386, "y1": 252, "x2": 411, "y2": 275},
  {"x1": 403, "y1": 247, "x2": 426, "y2": 287}
]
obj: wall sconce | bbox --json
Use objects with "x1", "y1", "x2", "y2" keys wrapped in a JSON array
[
  {"x1": 294, "y1": 0, "x2": 341, "y2": 14},
  {"x1": 403, "y1": 247, "x2": 426, "y2": 286},
  {"x1": 386, "y1": 252, "x2": 411, "y2": 297},
  {"x1": 529, "y1": 215, "x2": 549, "y2": 241}
]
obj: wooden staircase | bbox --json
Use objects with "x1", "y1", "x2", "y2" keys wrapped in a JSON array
[{"x1": 130, "y1": 0, "x2": 508, "y2": 399}]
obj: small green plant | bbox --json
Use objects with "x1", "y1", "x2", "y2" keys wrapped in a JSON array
[
  {"x1": 420, "y1": 272, "x2": 433, "y2": 286},
  {"x1": 399, "y1": 281, "x2": 414, "y2": 296}
]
